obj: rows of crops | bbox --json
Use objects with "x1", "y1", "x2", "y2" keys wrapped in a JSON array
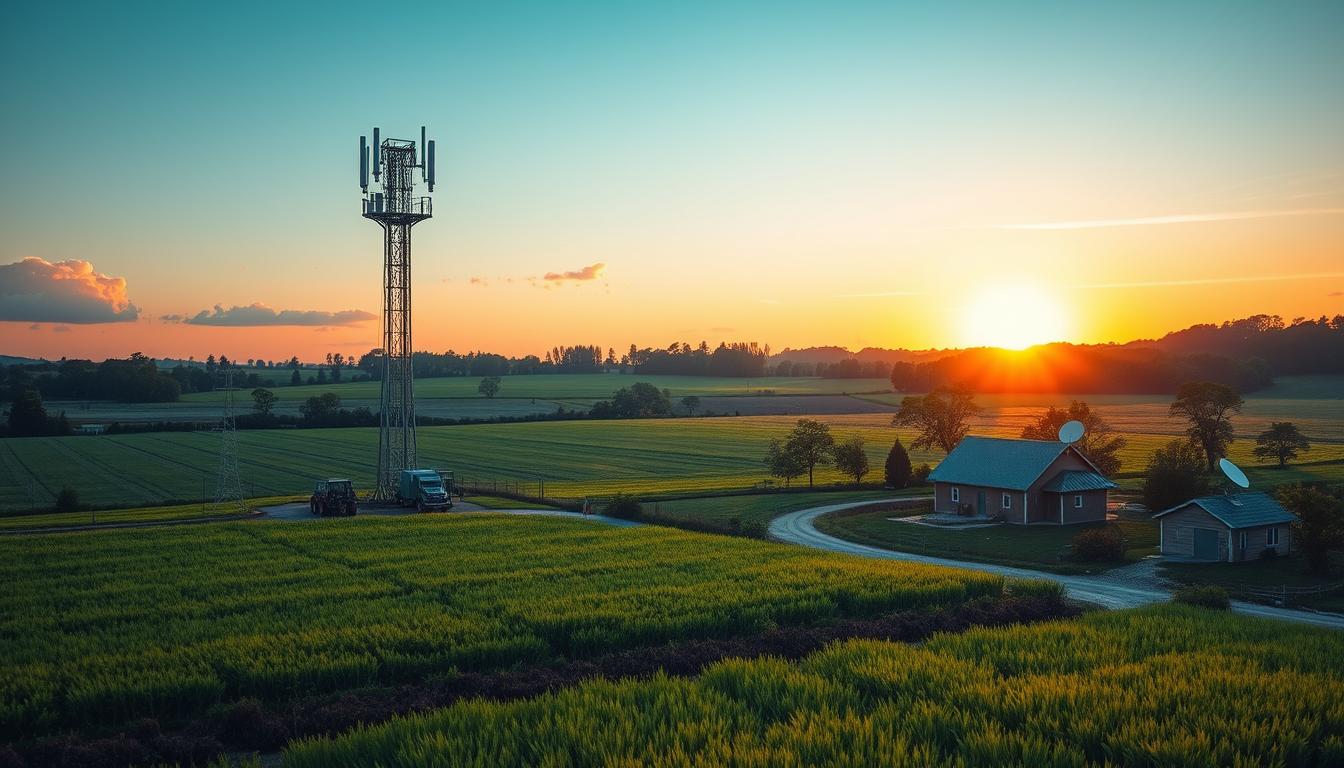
[
  {"x1": 284, "y1": 604, "x2": 1344, "y2": 767},
  {"x1": 3, "y1": 409, "x2": 1342, "y2": 511},
  {"x1": 0, "y1": 515, "x2": 1005, "y2": 739}
]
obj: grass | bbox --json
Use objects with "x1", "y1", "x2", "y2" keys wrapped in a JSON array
[
  {"x1": 0, "y1": 495, "x2": 299, "y2": 531},
  {"x1": 0, "y1": 514, "x2": 1007, "y2": 740},
  {"x1": 179, "y1": 374, "x2": 893, "y2": 403},
  {"x1": 283, "y1": 604, "x2": 1344, "y2": 767},
  {"x1": 1162, "y1": 552, "x2": 1344, "y2": 612},
  {"x1": 646, "y1": 488, "x2": 924, "y2": 529},
  {"x1": 3, "y1": 412, "x2": 1341, "y2": 513},
  {"x1": 814, "y1": 505, "x2": 1159, "y2": 574}
]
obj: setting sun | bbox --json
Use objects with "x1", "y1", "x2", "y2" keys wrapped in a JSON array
[{"x1": 960, "y1": 282, "x2": 1070, "y2": 350}]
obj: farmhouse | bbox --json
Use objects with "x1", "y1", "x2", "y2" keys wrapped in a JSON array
[
  {"x1": 1154, "y1": 492, "x2": 1295, "y2": 562},
  {"x1": 928, "y1": 436, "x2": 1116, "y2": 525}
]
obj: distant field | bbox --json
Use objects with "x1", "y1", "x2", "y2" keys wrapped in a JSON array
[
  {"x1": 179, "y1": 374, "x2": 892, "y2": 403},
  {"x1": 283, "y1": 605, "x2": 1344, "y2": 767},
  {"x1": 2, "y1": 412, "x2": 1343, "y2": 511},
  {"x1": 0, "y1": 515, "x2": 1004, "y2": 740}
]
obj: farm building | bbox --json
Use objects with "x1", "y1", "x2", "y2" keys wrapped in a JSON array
[
  {"x1": 927, "y1": 436, "x2": 1116, "y2": 525},
  {"x1": 1153, "y1": 492, "x2": 1295, "y2": 562}
]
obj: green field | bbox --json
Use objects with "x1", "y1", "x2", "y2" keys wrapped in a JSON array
[
  {"x1": 815, "y1": 505, "x2": 1160, "y2": 574},
  {"x1": 284, "y1": 604, "x2": 1344, "y2": 767},
  {"x1": 3, "y1": 412, "x2": 1342, "y2": 512},
  {"x1": 0, "y1": 515, "x2": 1005, "y2": 740},
  {"x1": 180, "y1": 374, "x2": 892, "y2": 403},
  {"x1": 0, "y1": 496, "x2": 296, "y2": 531}
]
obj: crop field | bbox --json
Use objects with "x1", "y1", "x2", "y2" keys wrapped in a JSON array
[
  {"x1": 3, "y1": 411, "x2": 1343, "y2": 512},
  {"x1": 284, "y1": 604, "x2": 1344, "y2": 767},
  {"x1": 0, "y1": 515, "x2": 1006, "y2": 740}
]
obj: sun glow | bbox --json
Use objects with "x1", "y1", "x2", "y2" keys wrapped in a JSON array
[{"x1": 960, "y1": 282, "x2": 1070, "y2": 350}]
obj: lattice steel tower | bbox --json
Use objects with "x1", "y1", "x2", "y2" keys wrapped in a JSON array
[{"x1": 360, "y1": 126, "x2": 436, "y2": 500}]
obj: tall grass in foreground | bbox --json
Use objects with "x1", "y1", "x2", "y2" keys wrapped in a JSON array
[
  {"x1": 285, "y1": 604, "x2": 1344, "y2": 767},
  {"x1": 0, "y1": 515, "x2": 1003, "y2": 739}
]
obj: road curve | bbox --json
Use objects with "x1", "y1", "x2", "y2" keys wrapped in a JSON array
[{"x1": 769, "y1": 498, "x2": 1344, "y2": 630}]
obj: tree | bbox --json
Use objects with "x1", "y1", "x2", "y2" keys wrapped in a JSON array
[
  {"x1": 1277, "y1": 484, "x2": 1342, "y2": 575},
  {"x1": 1169, "y1": 381, "x2": 1244, "y2": 472},
  {"x1": 250, "y1": 388, "x2": 276, "y2": 417},
  {"x1": 299, "y1": 392, "x2": 342, "y2": 422},
  {"x1": 8, "y1": 390, "x2": 49, "y2": 436},
  {"x1": 478, "y1": 376, "x2": 502, "y2": 399},
  {"x1": 591, "y1": 382, "x2": 672, "y2": 418},
  {"x1": 1141, "y1": 440, "x2": 1211, "y2": 513},
  {"x1": 680, "y1": 395, "x2": 701, "y2": 416},
  {"x1": 55, "y1": 486, "x2": 79, "y2": 513},
  {"x1": 783, "y1": 418, "x2": 835, "y2": 487},
  {"x1": 1020, "y1": 400, "x2": 1126, "y2": 476},
  {"x1": 833, "y1": 436, "x2": 870, "y2": 484},
  {"x1": 765, "y1": 438, "x2": 807, "y2": 487},
  {"x1": 884, "y1": 438, "x2": 913, "y2": 489},
  {"x1": 290, "y1": 369, "x2": 302, "y2": 386},
  {"x1": 1253, "y1": 422, "x2": 1311, "y2": 468},
  {"x1": 316, "y1": 367, "x2": 327, "y2": 384},
  {"x1": 891, "y1": 385, "x2": 980, "y2": 453}
]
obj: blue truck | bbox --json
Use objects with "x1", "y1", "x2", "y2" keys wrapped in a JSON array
[{"x1": 397, "y1": 469, "x2": 453, "y2": 512}]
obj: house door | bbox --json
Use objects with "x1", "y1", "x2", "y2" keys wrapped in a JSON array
[
  {"x1": 1193, "y1": 528, "x2": 1219, "y2": 560},
  {"x1": 976, "y1": 491, "x2": 986, "y2": 517}
]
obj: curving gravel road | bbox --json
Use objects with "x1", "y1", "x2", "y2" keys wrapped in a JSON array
[{"x1": 769, "y1": 498, "x2": 1344, "y2": 630}]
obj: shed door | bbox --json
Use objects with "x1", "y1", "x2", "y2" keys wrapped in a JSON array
[{"x1": 1193, "y1": 528, "x2": 1219, "y2": 560}]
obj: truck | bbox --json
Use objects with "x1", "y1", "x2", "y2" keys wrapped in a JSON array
[
  {"x1": 398, "y1": 469, "x2": 452, "y2": 512},
  {"x1": 310, "y1": 478, "x2": 358, "y2": 517}
]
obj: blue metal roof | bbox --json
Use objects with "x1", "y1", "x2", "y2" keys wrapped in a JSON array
[
  {"x1": 1154, "y1": 492, "x2": 1296, "y2": 529},
  {"x1": 1040, "y1": 470, "x2": 1118, "y2": 493},
  {"x1": 927, "y1": 436, "x2": 1074, "y2": 491}
]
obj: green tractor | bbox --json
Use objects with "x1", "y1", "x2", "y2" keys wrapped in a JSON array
[{"x1": 310, "y1": 478, "x2": 358, "y2": 517}]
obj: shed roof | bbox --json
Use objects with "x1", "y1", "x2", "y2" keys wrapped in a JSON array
[
  {"x1": 1153, "y1": 492, "x2": 1296, "y2": 529},
  {"x1": 927, "y1": 436, "x2": 1080, "y2": 491},
  {"x1": 1040, "y1": 470, "x2": 1118, "y2": 493}
]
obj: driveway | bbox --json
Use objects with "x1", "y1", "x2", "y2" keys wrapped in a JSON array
[{"x1": 770, "y1": 498, "x2": 1344, "y2": 630}]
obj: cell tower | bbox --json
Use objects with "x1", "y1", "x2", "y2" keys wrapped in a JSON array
[
  {"x1": 360, "y1": 126, "x2": 436, "y2": 501},
  {"x1": 213, "y1": 368, "x2": 246, "y2": 514}
]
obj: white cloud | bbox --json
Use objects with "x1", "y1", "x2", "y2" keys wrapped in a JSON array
[
  {"x1": 180, "y1": 303, "x2": 375, "y2": 326},
  {"x1": 0, "y1": 257, "x2": 139, "y2": 323}
]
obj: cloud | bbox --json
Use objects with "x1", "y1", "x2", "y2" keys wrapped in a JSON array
[
  {"x1": 0, "y1": 257, "x2": 140, "y2": 323},
  {"x1": 995, "y1": 207, "x2": 1344, "y2": 230},
  {"x1": 182, "y1": 303, "x2": 376, "y2": 327},
  {"x1": 1074, "y1": 271, "x2": 1344, "y2": 290},
  {"x1": 543, "y1": 263, "x2": 605, "y2": 282},
  {"x1": 1330, "y1": 291, "x2": 1344, "y2": 297},
  {"x1": 830, "y1": 291, "x2": 922, "y2": 298}
]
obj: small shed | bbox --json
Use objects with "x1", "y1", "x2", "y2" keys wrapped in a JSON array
[{"x1": 1154, "y1": 492, "x2": 1295, "y2": 562}]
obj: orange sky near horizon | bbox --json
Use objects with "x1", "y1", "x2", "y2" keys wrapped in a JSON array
[{"x1": 3, "y1": 3, "x2": 1342, "y2": 363}]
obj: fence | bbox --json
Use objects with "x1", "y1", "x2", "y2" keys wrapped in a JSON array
[{"x1": 1234, "y1": 581, "x2": 1343, "y2": 608}]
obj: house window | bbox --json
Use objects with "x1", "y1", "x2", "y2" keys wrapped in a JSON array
[
  {"x1": 1002, "y1": 493, "x2": 1012, "y2": 509},
  {"x1": 1267, "y1": 527, "x2": 1280, "y2": 546},
  {"x1": 950, "y1": 487, "x2": 959, "y2": 503},
  {"x1": 1073, "y1": 494, "x2": 1083, "y2": 508},
  {"x1": 1239, "y1": 531, "x2": 1247, "y2": 551}
]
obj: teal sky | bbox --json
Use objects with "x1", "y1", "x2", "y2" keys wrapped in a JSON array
[{"x1": 2, "y1": 1, "x2": 1342, "y2": 360}]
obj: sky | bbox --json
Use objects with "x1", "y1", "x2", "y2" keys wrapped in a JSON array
[{"x1": 2, "y1": 0, "x2": 1342, "y2": 362}]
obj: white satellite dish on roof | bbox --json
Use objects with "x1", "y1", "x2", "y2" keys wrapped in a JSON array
[
  {"x1": 1058, "y1": 420, "x2": 1085, "y2": 444},
  {"x1": 1218, "y1": 458, "x2": 1250, "y2": 489}
]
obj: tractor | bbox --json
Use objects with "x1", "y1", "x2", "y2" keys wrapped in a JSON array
[{"x1": 310, "y1": 478, "x2": 358, "y2": 517}]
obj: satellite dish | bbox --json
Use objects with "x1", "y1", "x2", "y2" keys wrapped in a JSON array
[
  {"x1": 1218, "y1": 458, "x2": 1250, "y2": 489},
  {"x1": 1058, "y1": 420, "x2": 1085, "y2": 444}
]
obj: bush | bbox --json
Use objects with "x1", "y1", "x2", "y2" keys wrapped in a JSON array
[
  {"x1": 912, "y1": 463, "x2": 932, "y2": 485},
  {"x1": 1173, "y1": 584, "x2": 1230, "y2": 610},
  {"x1": 1071, "y1": 527, "x2": 1124, "y2": 562},
  {"x1": 55, "y1": 487, "x2": 80, "y2": 514},
  {"x1": 603, "y1": 492, "x2": 643, "y2": 520},
  {"x1": 884, "y1": 439, "x2": 912, "y2": 489}
]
